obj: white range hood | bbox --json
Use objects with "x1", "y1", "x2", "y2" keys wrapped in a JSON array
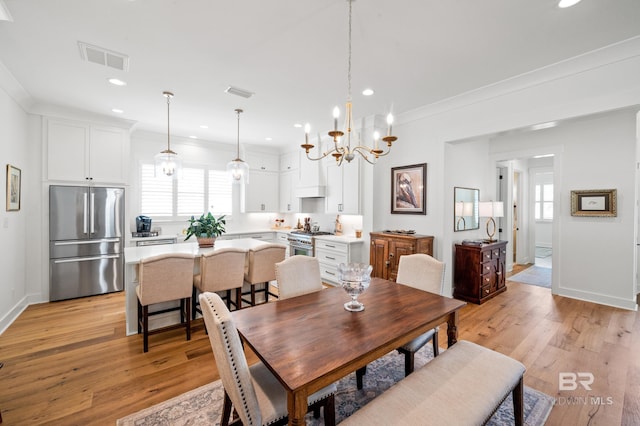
[{"x1": 295, "y1": 185, "x2": 326, "y2": 198}]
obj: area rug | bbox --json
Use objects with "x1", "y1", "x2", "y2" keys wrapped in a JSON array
[
  {"x1": 117, "y1": 346, "x2": 554, "y2": 425},
  {"x1": 509, "y1": 265, "x2": 552, "y2": 288}
]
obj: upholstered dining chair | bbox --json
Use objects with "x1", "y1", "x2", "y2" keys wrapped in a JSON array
[
  {"x1": 199, "y1": 291, "x2": 336, "y2": 426},
  {"x1": 274, "y1": 255, "x2": 323, "y2": 300},
  {"x1": 242, "y1": 243, "x2": 286, "y2": 307},
  {"x1": 192, "y1": 247, "x2": 247, "y2": 319},
  {"x1": 395, "y1": 253, "x2": 446, "y2": 375},
  {"x1": 136, "y1": 253, "x2": 195, "y2": 353}
]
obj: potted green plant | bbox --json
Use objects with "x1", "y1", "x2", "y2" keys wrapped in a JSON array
[{"x1": 185, "y1": 213, "x2": 226, "y2": 247}]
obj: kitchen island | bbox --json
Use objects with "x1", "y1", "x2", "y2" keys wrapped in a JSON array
[{"x1": 123, "y1": 238, "x2": 268, "y2": 335}]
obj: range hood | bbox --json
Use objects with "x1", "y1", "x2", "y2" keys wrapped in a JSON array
[{"x1": 295, "y1": 185, "x2": 326, "y2": 198}]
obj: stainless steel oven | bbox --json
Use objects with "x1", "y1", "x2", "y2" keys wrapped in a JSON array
[
  {"x1": 288, "y1": 234, "x2": 314, "y2": 256},
  {"x1": 287, "y1": 230, "x2": 333, "y2": 257}
]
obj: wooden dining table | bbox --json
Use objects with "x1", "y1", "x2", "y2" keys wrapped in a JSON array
[{"x1": 231, "y1": 277, "x2": 467, "y2": 426}]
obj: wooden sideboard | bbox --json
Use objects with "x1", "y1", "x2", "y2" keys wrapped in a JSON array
[
  {"x1": 369, "y1": 232, "x2": 434, "y2": 281},
  {"x1": 453, "y1": 240, "x2": 507, "y2": 304}
]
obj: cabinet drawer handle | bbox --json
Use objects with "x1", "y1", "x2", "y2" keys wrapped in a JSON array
[
  {"x1": 485, "y1": 288, "x2": 490, "y2": 294},
  {"x1": 484, "y1": 277, "x2": 490, "y2": 283},
  {"x1": 325, "y1": 256, "x2": 336, "y2": 260},
  {"x1": 325, "y1": 244, "x2": 336, "y2": 248},
  {"x1": 325, "y1": 271, "x2": 336, "y2": 276},
  {"x1": 485, "y1": 266, "x2": 490, "y2": 271}
]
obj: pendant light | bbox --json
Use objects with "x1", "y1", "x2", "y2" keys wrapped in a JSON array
[
  {"x1": 227, "y1": 108, "x2": 250, "y2": 184},
  {"x1": 154, "y1": 91, "x2": 182, "y2": 178}
]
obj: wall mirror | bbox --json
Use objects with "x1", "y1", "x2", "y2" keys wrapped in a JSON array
[{"x1": 454, "y1": 187, "x2": 479, "y2": 231}]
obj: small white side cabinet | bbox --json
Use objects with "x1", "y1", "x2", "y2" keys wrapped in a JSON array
[
  {"x1": 314, "y1": 237, "x2": 364, "y2": 286},
  {"x1": 46, "y1": 118, "x2": 129, "y2": 184}
]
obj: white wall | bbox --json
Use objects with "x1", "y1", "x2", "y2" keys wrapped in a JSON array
[
  {"x1": 369, "y1": 37, "x2": 640, "y2": 309},
  {"x1": 0, "y1": 84, "x2": 36, "y2": 333}
]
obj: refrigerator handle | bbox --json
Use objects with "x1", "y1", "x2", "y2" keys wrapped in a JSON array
[
  {"x1": 90, "y1": 192, "x2": 95, "y2": 233},
  {"x1": 53, "y1": 254, "x2": 120, "y2": 264},
  {"x1": 83, "y1": 192, "x2": 88, "y2": 234}
]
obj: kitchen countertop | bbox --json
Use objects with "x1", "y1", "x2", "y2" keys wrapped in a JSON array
[
  {"x1": 124, "y1": 238, "x2": 269, "y2": 264},
  {"x1": 313, "y1": 234, "x2": 365, "y2": 243}
]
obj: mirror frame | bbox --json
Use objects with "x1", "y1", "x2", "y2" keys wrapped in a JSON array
[{"x1": 454, "y1": 187, "x2": 480, "y2": 231}]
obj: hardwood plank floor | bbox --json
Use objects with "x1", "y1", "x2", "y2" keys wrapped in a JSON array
[{"x1": 0, "y1": 277, "x2": 638, "y2": 425}]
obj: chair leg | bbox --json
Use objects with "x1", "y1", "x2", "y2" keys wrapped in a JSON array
[
  {"x1": 356, "y1": 365, "x2": 367, "y2": 390},
  {"x1": 221, "y1": 390, "x2": 233, "y2": 426},
  {"x1": 404, "y1": 351, "x2": 415, "y2": 376},
  {"x1": 432, "y1": 330, "x2": 440, "y2": 357},
  {"x1": 142, "y1": 305, "x2": 149, "y2": 353},
  {"x1": 137, "y1": 299, "x2": 142, "y2": 334},
  {"x1": 235, "y1": 288, "x2": 242, "y2": 310},
  {"x1": 250, "y1": 284, "x2": 256, "y2": 306},
  {"x1": 513, "y1": 377, "x2": 524, "y2": 426},
  {"x1": 185, "y1": 297, "x2": 191, "y2": 341},
  {"x1": 191, "y1": 287, "x2": 198, "y2": 320}
]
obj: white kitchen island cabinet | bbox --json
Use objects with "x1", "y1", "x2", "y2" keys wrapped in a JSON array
[
  {"x1": 314, "y1": 236, "x2": 364, "y2": 286},
  {"x1": 123, "y1": 238, "x2": 268, "y2": 336}
]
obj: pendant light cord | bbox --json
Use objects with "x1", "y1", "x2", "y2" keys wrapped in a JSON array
[{"x1": 235, "y1": 108, "x2": 243, "y2": 160}]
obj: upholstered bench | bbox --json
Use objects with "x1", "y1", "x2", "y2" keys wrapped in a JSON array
[{"x1": 341, "y1": 340, "x2": 526, "y2": 425}]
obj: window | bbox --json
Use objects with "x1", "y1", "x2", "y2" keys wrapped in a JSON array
[
  {"x1": 139, "y1": 163, "x2": 232, "y2": 219},
  {"x1": 535, "y1": 183, "x2": 553, "y2": 221}
]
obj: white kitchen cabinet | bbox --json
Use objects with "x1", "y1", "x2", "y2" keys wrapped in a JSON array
[
  {"x1": 325, "y1": 161, "x2": 360, "y2": 214},
  {"x1": 46, "y1": 118, "x2": 128, "y2": 184},
  {"x1": 243, "y1": 170, "x2": 279, "y2": 212},
  {"x1": 245, "y1": 151, "x2": 279, "y2": 172},
  {"x1": 314, "y1": 237, "x2": 364, "y2": 285},
  {"x1": 279, "y1": 169, "x2": 301, "y2": 213},
  {"x1": 279, "y1": 151, "x2": 300, "y2": 172}
]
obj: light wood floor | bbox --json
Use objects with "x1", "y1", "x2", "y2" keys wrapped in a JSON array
[{"x1": 1, "y1": 272, "x2": 639, "y2": 425}]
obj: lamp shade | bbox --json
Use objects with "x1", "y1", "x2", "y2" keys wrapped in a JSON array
[
  {"x1": 479, "y1": 201, "x2": 504, "y2": 218},
  {"x1": 227, "y1": 158, "x2": 249, "y2": 184}
]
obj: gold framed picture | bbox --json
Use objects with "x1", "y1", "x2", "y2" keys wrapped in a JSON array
[
  {"x1": 6, "y1": 164, "x2": 21, "y2": 211},
  {"x1": 391, "y1": 163, "x2": 426, "y2": 215},
  {"x1": 570, "y1": 189, "x2": 616, "y2": 217}
]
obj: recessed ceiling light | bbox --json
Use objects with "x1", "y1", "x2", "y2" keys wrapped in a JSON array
[
  {"x1": 265, "y1": 137, "x2": 273, "y2": 141},
  {"x1": 199, "y1": 125, "x2": 209, "y2": 129},
  {"x1": 558, "y1": 0, "x2": 582, "y2": 8},
  {"x1": 189, "y1": 135, "x2": 198, "y2": 139},
  {"x1": 111, "y1": 108, "x2": 123, "y2": 114},
  {"x1": 533, "y1": 154, "x2": 555, "y2": 159},
  {"x1": 362, "y1": 88, "x2": 374, "y2": 96},
  {"x1": 108, "y1": 78, "x2": 127, "y2": 86},
  {"x1": 293, "y1": 123, "x2": 303, "y2": 128}
]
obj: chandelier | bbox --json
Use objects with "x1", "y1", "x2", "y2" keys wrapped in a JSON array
[
  {"x1": 301, "y1": 0, "x2": 397, "y2": 165},
  {"x1": 154, "y1": 91, "x2": 182, "y2": 178},
  {"x1": 226, "y1": 108, "x2": 250, "y2": 184}
]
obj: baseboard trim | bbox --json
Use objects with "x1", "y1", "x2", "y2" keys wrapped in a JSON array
[
  {"x1": 556, "y1": 286, "x2": 638, "y2": 311},
  {"x1": 0, "y1": 295, "x2": 30, "y2": 335}
]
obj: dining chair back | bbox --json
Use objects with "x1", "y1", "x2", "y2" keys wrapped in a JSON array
[
  {"x1": 275, "y1": 255, "x2": 323, "y2": 300},
  {"x1": 199, "y1": 291, "x2": 336, "y2": 426},
  {"x1": 243, "y1": 243, "x2": 286, "y2": 306},
  {"x1": 192, "y1": 247, "x2": 246, "y2": 317},
  {"x1": 395, "y1": 253, "x2": 446, "y2": 375},
  {"x1": 136, "y1": 253, "x2": 195, "y2": 352}
]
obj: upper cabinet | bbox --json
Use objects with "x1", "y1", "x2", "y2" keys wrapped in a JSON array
[
  {"x1": 325, "y1": 160, "x2": 360, "y2": 214},
  {"x1": 245, "y1": 151, "x2": 279, "y2": 172},
  {"x1": 279, "y1": 151, "x2": 300, "y2": 172},
  {"x1": 243, "y1": 170, "x2": 279, "y2": 213},
  {"x1": 46, "y1": 118, "x2": 129, "y2": 184}
]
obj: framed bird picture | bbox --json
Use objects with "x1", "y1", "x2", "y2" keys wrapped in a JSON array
[{"x1": 391, "y1": 163, "x2": 426, "y2": 214}]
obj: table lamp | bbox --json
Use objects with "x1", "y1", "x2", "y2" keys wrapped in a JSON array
[{"x1": 478, "y1": 201, "x2": 504, "y2": 242}]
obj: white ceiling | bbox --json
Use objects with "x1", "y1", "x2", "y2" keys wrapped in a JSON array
[{"x1": 0, "y1": 0, "x2": 639, "y2": 150}]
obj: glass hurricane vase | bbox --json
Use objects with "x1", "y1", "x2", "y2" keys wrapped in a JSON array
[{"x1": 338, "y1": 262, "x2": 373, "y2": 312}]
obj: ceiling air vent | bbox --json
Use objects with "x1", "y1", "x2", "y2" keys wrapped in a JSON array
[
  {"x1": 78, "y1": 41, "x2": 130, "y2": 72},
  {"x1": 224, "y1": 86, "x2": 254, "y2": 99}
]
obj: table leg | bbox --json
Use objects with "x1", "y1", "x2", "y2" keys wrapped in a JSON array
[
  {"x1": 287, "y1": 390, "x2": 308, "y2": 426},
  {"x1": 447, "y1": 310, "x2": 459, "y2": 347}
]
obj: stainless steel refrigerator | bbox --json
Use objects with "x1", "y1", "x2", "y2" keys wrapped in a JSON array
[{"x1": 49, "y1": 185, "x2": 125, "y2": 301}]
